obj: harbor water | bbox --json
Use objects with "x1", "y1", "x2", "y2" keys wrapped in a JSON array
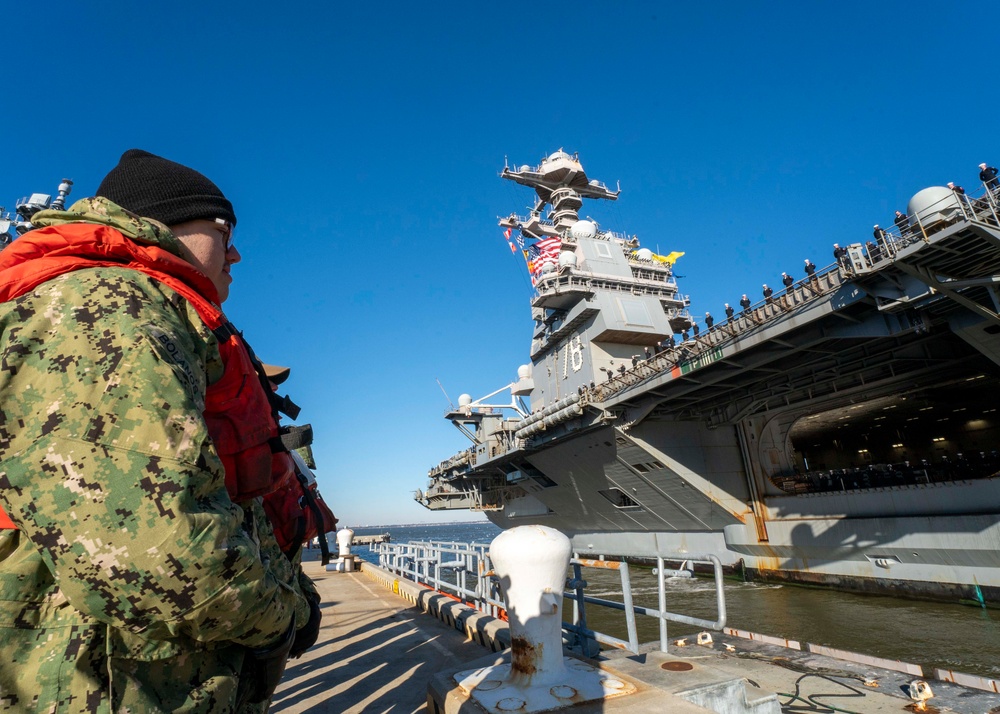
[{"x1": 344, "y1": 521, "x2": 1000, "y2": 679}]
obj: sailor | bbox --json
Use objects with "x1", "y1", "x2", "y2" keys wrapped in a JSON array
[
  {"x1": 0, "y1": 150, "x2": 319, "y2": 709},
  {"x1": 894, "y1": 210, "x2": 909, "y2": 238},
  {"x1": 725, "y1": 303, "x2": 735, "y2": 322},
  {"x1": 762, "y1": 284, "x2": 774, "y2": 305},
  {"x1": 980, "y1": 163, "x2": 999, "y2": 193},
  {"x1": 739, "y1": 294, "x2": 751, "y2": 313},
  {"x1": 947, "y1": 182, "x2": 971, "y2": 212},
  {"x1": 705, "y1": 312, "x2": 714, "y2": 329},
  {"x1": 804, "y1": 258, "x2": 816, "y2": 276},
  {"x1": 833, "y1": 243, "x2": 848, "y2": 268},
  {"x1": 781, "y1": 272, "x2": 794, "y2": 290}
]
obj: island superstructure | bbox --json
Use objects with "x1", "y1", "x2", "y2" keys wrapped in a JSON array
[{"x1": 416, "y1": 149, "x2": 1000, "y2": 605}]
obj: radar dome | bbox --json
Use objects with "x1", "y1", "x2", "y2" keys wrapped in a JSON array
[
  {"x1": 907, "y1": 186, "x2": 962, "y2": 228},
  {"x1": 539, "y1": 260, "x2": 556, "y2": 274},
  {"x1": 519, "y1": 165, "x2": 530, "y2": 172},
  {"x1": 548, "y1": 150, "x2": 571, "y2": 161},
  {"x1": 570, "y1": 220, "x2": 597, "y2": 240},
  {"x1": 517, "y1": 365, "x2": 531, "y2": 379},
  {"x1": 636, "y1": 248, "x2": 653, "y2": 261},
  {"x1": 559, "y1": 250, "x2": 578, "y2": 268},
  {"x1": 458, "y1": 394, "x2": 472, "y2": 407}
]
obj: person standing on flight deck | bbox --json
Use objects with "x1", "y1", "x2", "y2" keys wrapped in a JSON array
[
  {"x1": 832, "y1": 243, "x2": 848, "y2": 269},
  {"x1": 0, "y1": 150, "x2": 319, "y2": 711},
  {"x1": 894, "y1": 210, "x2": 909, "y2": 239},
  {"x1": 980, "y1": 163, "x2": 999, "y2": 193},
  {"x1": 803, "y1": 258, "x2": 819, "y2": 293}
]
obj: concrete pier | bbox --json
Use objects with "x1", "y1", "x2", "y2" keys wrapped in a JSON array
[
  {"x1": 272, "y1": 558, "x2": 1000, "y2": 713},
  {"x1": 270, "y1": 559, "x2": 493, "y2": 713}
]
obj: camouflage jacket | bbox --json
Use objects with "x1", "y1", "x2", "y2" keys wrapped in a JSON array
[{"x1": 0, "y1": 199, "x2": 312, "y2": 712}]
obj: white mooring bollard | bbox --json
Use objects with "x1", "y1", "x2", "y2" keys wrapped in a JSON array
[
  {"x1": 336, "y1": 528, "x2": 355, "y2": 557},
  {"x1": 490, "y1": 524, "x2": 571, "y2": 686},
  {"x1": 451, "y1": 525, "x2": 636, "y2": 712},
  {"x1": 326, "y1": 528, "x2": 356, "y2": 572}
]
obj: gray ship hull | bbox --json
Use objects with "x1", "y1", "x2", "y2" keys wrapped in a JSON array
[{"x1": 468, "y1": 419, "x2": 1000, "y2": 603}]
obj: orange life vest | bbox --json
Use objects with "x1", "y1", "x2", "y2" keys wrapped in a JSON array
[{"x1": 0, "y1": 223, "x2": 294, "y2": 529}]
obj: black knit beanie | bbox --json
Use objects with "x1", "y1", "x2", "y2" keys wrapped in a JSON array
[{"x1": 96, "y1": 149, "x2": 237, "y2": 227}]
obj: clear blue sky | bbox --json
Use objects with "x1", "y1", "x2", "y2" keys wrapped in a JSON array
[{"x1": 3, "y1": 1, "x2": 998, "y2": 526}]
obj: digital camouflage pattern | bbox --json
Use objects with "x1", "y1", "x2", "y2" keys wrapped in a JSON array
[{"x1": 0, "y1": 198, "x2": 313, "y2": 712}]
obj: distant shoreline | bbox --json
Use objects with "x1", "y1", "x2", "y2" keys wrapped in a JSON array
[{"x1": 345, "y1": 520, "x2": 491, "y2": 530}]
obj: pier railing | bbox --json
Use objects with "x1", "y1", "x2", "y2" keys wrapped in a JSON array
[{"x1": 371, "y1": 539, "x2": 727, "y2": 655}]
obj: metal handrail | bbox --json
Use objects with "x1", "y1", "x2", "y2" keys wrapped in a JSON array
[
  {"x1": 372, "y1": 539, "x2": 728, "y2": 657},
  {"x1": 563, "y1": 554, "x2": 727, "y2": 655}
]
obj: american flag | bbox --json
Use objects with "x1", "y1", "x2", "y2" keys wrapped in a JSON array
[{"x1": 530, "y1": 236, "x2": 561, "y2": 275}]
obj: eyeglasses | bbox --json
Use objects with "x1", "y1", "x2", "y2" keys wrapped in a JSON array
[{"x1": 214, "y1": 218, "x2": 235, "y2": 252}]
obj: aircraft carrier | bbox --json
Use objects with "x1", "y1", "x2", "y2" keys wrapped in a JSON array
[{"x1": 416, "y1": 150, "x2": 1000, "y2": 605}]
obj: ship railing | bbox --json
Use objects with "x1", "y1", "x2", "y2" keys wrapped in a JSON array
[
  {"x1": 589, "y1": 267, "x2": 845, "y2": 401},
  {"x1": 372, "y1": 539, "x2": 727, "y2": 657},
  {"x1": 534, "y1": 271, "x2": 686, "y2": 302},
  {"x1": 585, "y1": 188, "x2": 1000, "y2": 403},
  {"x1": 428, "y1": 447, "x2": 477, "y2": 478},
  {"x1": 603, "y1": 228, "x2": 632, "y2": 243},
  {"x1": 878, "y1": 184, "x2": 1000, "y2": 254}
]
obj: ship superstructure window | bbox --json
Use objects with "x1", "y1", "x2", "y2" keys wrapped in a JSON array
[
  {"x1": 594, "y1": 242, "x2": 613, "y2": 258},
  {"x1": 629, "y1": 460, "x2": 666, "y2": 474},
  {"x1": 598, "y1": 488, "x2": 642, "y2": 510}
]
